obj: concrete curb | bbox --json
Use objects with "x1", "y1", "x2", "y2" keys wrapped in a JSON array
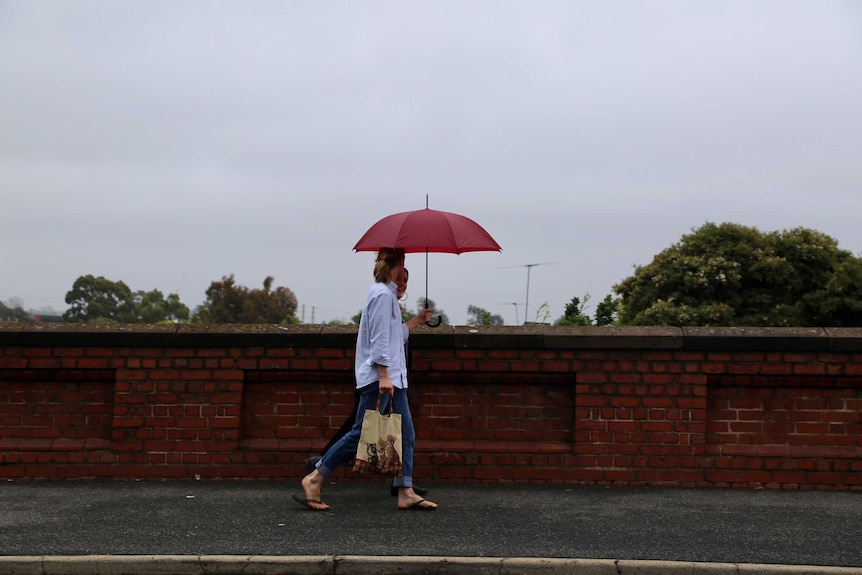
[{"x1": 0, "y1": 556, "x2": 859, "y2": 575}]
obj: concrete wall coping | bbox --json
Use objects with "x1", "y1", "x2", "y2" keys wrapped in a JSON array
[
  {"x1": 0, "y1": 556, "x2": 859, "y2": 575},
  {"x1": 1, "y1": 323, "x2": 862, "y2": 352}
]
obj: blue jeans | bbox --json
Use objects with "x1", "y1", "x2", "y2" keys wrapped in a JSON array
[{"x1": 316, "y1": 382, "x2": 416, "y2": 488}]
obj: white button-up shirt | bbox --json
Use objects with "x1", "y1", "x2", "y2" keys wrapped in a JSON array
[{"x1": 355, "y1": 281, "x2": 409, "y2": 389}]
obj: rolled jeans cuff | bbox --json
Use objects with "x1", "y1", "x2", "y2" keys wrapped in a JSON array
[
  {"x1": 315, "y1": 460, "x2": 335, "y2": 477},
  {"x1": 392, "y1": 476, "x2": 412, "y2": 489}
]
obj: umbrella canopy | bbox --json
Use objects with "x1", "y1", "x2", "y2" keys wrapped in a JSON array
[
  {"x1": 353, "y1": 208, "x2": 501, "y2": 254},
  {"x1": 353, "y1": 206, "x2": 501, "y2": 327}
]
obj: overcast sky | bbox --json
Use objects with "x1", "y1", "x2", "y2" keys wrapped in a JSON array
[{"x1": 2, "y1": 1, "x2": 861, "y2": 325}]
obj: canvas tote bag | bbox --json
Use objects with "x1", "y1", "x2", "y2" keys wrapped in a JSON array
[{"x1": 353, "y1": 394, "x2": 403, "y2": 476}]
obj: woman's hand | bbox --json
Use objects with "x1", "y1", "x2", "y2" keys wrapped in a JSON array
[
  {"x1": 406, "y1": 308, "x2": 433, "y2": 330},
  {"x1": 378, "y1": 369, "x2": 394, "y2": 396}
]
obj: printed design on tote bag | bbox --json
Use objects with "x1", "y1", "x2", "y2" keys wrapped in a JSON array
[
  {"x1": 366, "y1": 443, "x2": 379, "y2": 468},
  {"x1": 377, "y1": 434, "x2": 401, "y2": 471}
]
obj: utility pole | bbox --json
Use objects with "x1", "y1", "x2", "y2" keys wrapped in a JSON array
[
  {"x1": 499, "y1": 263, "x2": 556, "y2": 324},
  {"x1": 498, "y1": 302, "x2": 520, "y2": 326}
]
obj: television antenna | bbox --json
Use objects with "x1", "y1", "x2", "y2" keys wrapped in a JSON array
[
  {"x1": 499, "y1": 262, "x2": 557, "y2": 324},
  {"x1": 498, "y1": 302, "x2": 520, "y2": 326}
]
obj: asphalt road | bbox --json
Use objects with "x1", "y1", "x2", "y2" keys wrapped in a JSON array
[{"x1": 1, "y1": 480, "x2": 860, "y2": 567}]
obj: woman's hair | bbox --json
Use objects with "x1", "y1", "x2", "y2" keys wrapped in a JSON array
[{"x1": 373, "y1": 248, "x2": 404, "y2": 284}]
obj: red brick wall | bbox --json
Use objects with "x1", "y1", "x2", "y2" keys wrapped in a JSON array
[
  {"x1": 0, "y1": 324, "x2": 860, "y2": 489},
  {"x1": 706, "y1": 374, "x2": 862, "y2": 487}
]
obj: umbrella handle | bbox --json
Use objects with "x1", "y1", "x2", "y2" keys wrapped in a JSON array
[{"x1": 423, "y1": 295, "x2": 441, "y2": 327}]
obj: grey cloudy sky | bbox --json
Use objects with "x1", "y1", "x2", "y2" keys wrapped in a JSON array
[{"x1": 2, "y1": 1, "x2": 861, "y2": 325}]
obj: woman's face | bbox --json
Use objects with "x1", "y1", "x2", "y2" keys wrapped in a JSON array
[{"x1": 395, "y1": 268, "x2": 409, "y2": 300}]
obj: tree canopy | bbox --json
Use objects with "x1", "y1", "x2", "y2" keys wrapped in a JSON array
[
  {"x1": 613, "y1": 222, "x2": 862, "y2": 327},
  {"x1": 0, "y1": 300, "x2": 30, "y2": 322},
  {"x1": 466, "y1": 305, "x2": 504, "y2": 326},
  {"x1": 64, "y1": 275, "x2": 190, "y2": 323},
  {"x1": 65, "y1": 275, "x2": 137, "y2": 322},
  {"x1": 134, "y1": 289, "x2": 190, "y2": 323},
  {"x1": 192, "y1": 274, "x2": 299, "y2": 324},
  {"x1": 594, "y1": 294, "x2": 622, "y2": 326},
  {"x1": 555, "y1": 296, "x2": 592, "y2": 326},
  {"x1": 555, "y1": 294, "x2": 621, "y2": 326}
]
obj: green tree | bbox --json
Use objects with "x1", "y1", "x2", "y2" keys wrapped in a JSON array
[
  {"x1": 614, "y1": 222, "x2": 862, "y2": 326},
  {"x1": 64, "y1": 275, "x2": 190, "y2": 323},
  {"x1": 556, "y1": 295, "x2": 592, "y2": 326},
  {"x1": 466, "y1": 305, "x2": 504, "y2": 326},
  {"x1": 133, "y1": 289, "x2": 190, "y2": 323},
  {"x1": 192, "y1": 274, "x2": 298, "y2": 323},
  {"x1": 594, "y1": 295, "x2": 621, "y2": 326},
  {"x1": 799, "y1": 256, "x2": 862, "y2": 327},
  {"x1": 64, "y1": 275, "x2": 136, "y2": 323},
  {"x1": 0, "y1": 300, "x2": 31, "y2": 322}
]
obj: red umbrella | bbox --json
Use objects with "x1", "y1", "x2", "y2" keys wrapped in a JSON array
[
  {"x1": 353, "y1": 208, "x2": 501, "y2": 254},
  {"x1": 354, "y1": 204, "x2": 501, "y2": 326}
]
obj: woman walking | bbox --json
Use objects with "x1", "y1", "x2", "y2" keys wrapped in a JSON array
[
  {"x1": 303, "y1": 266, "x2": 431, "y2": 497},
  {"x1": 293, "y1": 249, "x2": 438, "y2": 511}
]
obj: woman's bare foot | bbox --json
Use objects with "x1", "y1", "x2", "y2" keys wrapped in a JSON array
[
  {"x1": 295, "y1": 470, "x2": 329, "y2": 511},
  {"x1": 397, "y1": 487, "x2": 438, "y2": 510}
]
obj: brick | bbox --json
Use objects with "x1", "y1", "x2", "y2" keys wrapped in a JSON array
[
  {"x1": 578, "y1": 372, "x2": 607, "y2": 384},
  {"x1": 429, "y1": 360, "x2": 463, "y2": 371},
  {"x1": 509, "y1": 360, "x2": 541, "y2": 372},
  {"x1": 643, "y1": 397, "x2": 673, "y2": 408},
  {"x1": 28, "y1": 358, "x2": 62, "y2": 369},
  {"x1": 610, "y1": 397, "x2": 641, "y2": 408},
  {"x1": 112, "y1": 417, "x2": 144, "y2": 428}
]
